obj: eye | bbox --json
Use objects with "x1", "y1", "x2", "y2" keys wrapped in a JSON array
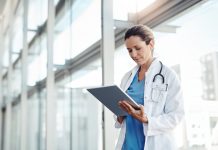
[
  {"x1": 127, "y1": 48, "x2": 132, "y2": 53},
  {"x1": 135, "y1": 47, "x2": 141, "y2": 51}
]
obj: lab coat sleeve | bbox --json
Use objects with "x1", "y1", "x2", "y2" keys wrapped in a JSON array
[
  {"x1": 114, "y1": 114, "x2": 122, "y2": 128},
  {"x1": 145, "y1": 73, "x2": 184, "y2": 136},
  {"x1": 114, "y1": 72, "x2": 131, "y2": 129}
]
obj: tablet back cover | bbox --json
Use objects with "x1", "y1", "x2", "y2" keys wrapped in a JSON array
[{"x1": 87, "y1": 85, "x2": 130, "y2": 116}]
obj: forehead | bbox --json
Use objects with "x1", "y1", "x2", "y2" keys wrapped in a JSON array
[{"x1": 125, "y1": 36, "x2": 145, "y2": 47}]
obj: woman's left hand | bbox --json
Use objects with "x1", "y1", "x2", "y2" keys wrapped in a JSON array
[{"x1": 118, "y1": 100, "x2": 148, "y2": 123}]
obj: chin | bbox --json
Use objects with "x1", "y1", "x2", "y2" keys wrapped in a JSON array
[
  {"x1": 135, "y1": 61, "x2": 143, "y2": 66},
  {"x1": 134, "y1": 60, "x2": 143, "y2": 65}
]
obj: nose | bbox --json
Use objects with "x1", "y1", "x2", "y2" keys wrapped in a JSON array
[{"x1": 131, "y1": 49, "x2": 137, "y2": 58}]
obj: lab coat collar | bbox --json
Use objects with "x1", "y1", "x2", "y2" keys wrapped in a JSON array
[
  {"x1": 130, "y1": 57, "x2": 159, "y2": 77},
  {"x1": 124, "y1": 57, "x2": 159, "y2": 91}
]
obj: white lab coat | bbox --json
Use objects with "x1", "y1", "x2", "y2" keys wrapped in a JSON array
[{"x1": 115, "y1": 58, "x2": 184, "y2": 150}]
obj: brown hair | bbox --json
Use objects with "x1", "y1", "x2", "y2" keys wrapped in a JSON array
[{"x1": 124, "y1": 25, "x2": 154, "y2": 45}]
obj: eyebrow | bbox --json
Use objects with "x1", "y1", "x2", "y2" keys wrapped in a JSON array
[{"x1": 126, "y1": 45, "x2": 140, "y2": 50}]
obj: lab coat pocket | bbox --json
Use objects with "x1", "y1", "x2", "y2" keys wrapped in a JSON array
[{"x1": 151, "y1": 82, "x2": 168, "y2": 103}]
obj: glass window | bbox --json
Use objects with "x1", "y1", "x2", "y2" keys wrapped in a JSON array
[
  {"x1": 26, "y1": 89, "x2": 46, "y2": 150},
  {"x1": 28, "y1": 0, "x2": 48, "y2": 42},
  {"x1": 12, "y1": 60, "x2": 22, "y2": 98},
  {"x1": 153, "y1": 0, "x2": 218, "y2": 149},
  {"x1": 27, "y1": 35, "x2": 47, "y2": 87},
  {"x1": 55, "y1": 59, "x2": 102, "y2": 150},
  {"x1": 2, "y1": 33, "x2": 9, "y2": 69},
  {"x1": 12, "y1": 4, "x2": 23, "y2": 55},
  {"x1": 9, "y1": 3, "x2": 23, "y2": 102},
  {"x1": 55, "y1": 87, "x2": 71, "y2": 150},
  {"x1": 2, "y1": 78, "x2": 8, "y2": 105},
  {"x1": 10, "y1": 104, "x2": 21, "y2": 150},
  {"x1": 53, "y1": 2, "x2": 103, "y2": 147},
  {"x1": 54, "y1": 0, "x2": 101, "y2": 63}
]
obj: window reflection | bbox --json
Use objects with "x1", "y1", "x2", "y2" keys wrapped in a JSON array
[
  {"x1": 55, "y1": 59, "x2": 102, "y2": 150},
  {"x1": 54, "y1": 0, "x2": 101, "y2": 63},
  {"x1": 27, "y1": 36, "x2": 47, "y2": 86},
  {"x1": 26, "y1": 90, "x2": 46, "y2": 150},
  {"x1": 28, "y1": 0, "x2": 47, "y2": 42},
  {"x1": 12, "y1": 16, "x2": 23, "y2": 54},
  {"x1": 11, "y1": 104, "x2": 21, "y2": 150}
]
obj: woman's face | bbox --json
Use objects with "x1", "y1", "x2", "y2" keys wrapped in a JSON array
[{"x1": 125, "y1": 36, "x2": 154, "y2": 66}]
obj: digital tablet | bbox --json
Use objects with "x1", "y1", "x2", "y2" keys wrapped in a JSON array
[{"x1": 87, "y1": 85, "x2": 140, "y2": 116}]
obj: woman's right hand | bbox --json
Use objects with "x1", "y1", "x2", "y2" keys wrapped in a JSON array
[{"x1": 117, "y1": 116, "x2": 125, "y2": 124}]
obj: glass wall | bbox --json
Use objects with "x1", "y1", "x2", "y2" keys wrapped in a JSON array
[
  {"x1": 69, "y1": 59, "x2": 102, "y2": 150},
  {"x1": 26, "y1": 1, "x2": 48, "y2": 149},
  {"x1": 54, "y1": 0, "x2": 102, "y2": 149},
  {"x1": 2, "y1": 31, "x2": 9, "y2": 106},
  {"x1": 11, "y1": 6, "x2": 22, "y2": 98},
  {"x1": 27, "y1": 0, "x2": 47, "y2": 42},
  {"x1": 10, "y1": 104, "x2": 21, "y2": 150},
  {"x1": 26, "y1": 90, "x2": 46, "y2": 150},
  {"x1": 1, "y1": 110, "x2": 6, "y2": 150},
  {"x1": 54, "y1": 0, "x2": 101, "y2": 62}
]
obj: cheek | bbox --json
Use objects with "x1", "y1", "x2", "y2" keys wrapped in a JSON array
[
  {"x1": 143, "y1": 49, "x2": 152, "y2": 56},
  {"x1": 140, "y1": 50, "x2": 147, "y2": 57}
]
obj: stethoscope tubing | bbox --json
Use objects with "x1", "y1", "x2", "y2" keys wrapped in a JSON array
[
  {"x1": 127, "y1": 61, "x2": 165, "y2": 84},
  {"x1": 152, "y1": 61, "x2": 164, "y2": 84}
]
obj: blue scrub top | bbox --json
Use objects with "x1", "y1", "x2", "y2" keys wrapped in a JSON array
[{"x1": 122, "y1": 71, "x2": 145, "y2": 150}]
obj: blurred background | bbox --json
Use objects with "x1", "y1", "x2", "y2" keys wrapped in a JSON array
[{"x1": 0, "y1": 0, "x2": 218, "y2": 150}]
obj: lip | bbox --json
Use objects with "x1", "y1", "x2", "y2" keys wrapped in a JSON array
[{"x1": 134, "y1": 59, "x2": 140, "y2": 62}]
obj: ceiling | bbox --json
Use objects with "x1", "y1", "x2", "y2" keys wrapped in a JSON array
[{"x1": 0, "y1": 0, "x2": 6, "y2": 15}]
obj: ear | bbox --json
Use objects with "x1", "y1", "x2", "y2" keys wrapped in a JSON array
[{"x1": 149, "y1": 39, "x2": 154, "y2": 49}]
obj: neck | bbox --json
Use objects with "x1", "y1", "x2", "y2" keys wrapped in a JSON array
[{"x1": 140, "y1": 58, "x2": 154, "y2": 72}]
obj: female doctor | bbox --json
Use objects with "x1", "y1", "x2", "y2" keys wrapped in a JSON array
[{"x1": 115, "y1": 25, "x2": 184, "y2": 150}]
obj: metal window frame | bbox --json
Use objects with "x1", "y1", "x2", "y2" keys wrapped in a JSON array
[
  {"x1": 20, "y1": 0, "x2": 28, "y2": 149},
  {"x1": 101, "y1": 0, "x2": 115, "y2": 149},
  {"x1": 0, "y1": 13, "x2": 3, "y2": 150},
  {"x1": 46, "y1": 0, "x2": 56, "y2": 150}
]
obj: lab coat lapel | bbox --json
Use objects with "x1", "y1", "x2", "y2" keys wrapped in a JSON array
[
  {"x1": 123, "y1": 66, "x2": 139, "y2": 92},
  {"x1": 123, "y1": 58, "x2": 160, "y2": 92}
]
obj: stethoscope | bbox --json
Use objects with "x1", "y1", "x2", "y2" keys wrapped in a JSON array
[
  {"x1": 152, "y1": 61, "x2": 165, "y2": 84},
  {"x1": 151, "y1": 61, "x2": 168, "y2": 102},
  {"x1": 126, "y1": 61, "x2": 167, "y2": 102},
  {"x1": 127, "y1": 60, "x2": 165, "y2": 84}
]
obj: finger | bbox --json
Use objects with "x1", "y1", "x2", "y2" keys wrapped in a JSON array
[
  {"x1": 118, "y1": 101, "x2": 127, "y2": 109},
  {"x1": 119, "y1": 103, "x2": 129, "y2": 112},
  {"x1": 125, "y1": 101, "x2": 141, "y2": 113},
  {"x1": 121, "y1": 101, "x2": 133, "y2": 108},
  {"x1": 123, "y1": 103, "x2": 136, "y2": 115},
  {"x1": 139, "y1": 104, "x2": 144, "y2": 115},
  {"x1": 121, "y1": 101, "x2": 132, "y2": 109},
  {"x1": 120, "y1": 103, "x2": 131, "y2": 114}
]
